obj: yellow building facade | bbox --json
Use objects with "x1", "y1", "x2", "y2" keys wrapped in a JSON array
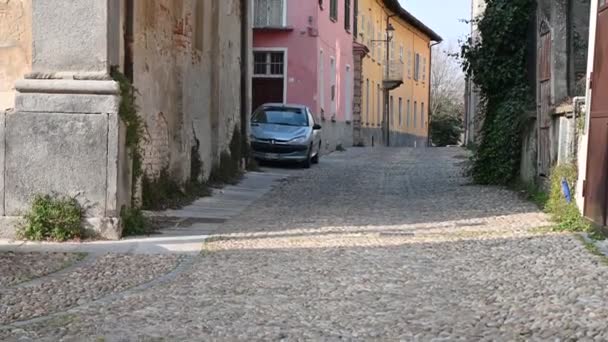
[{"x1": 355, "y1": 0, "x2": 441, "y2": 147}]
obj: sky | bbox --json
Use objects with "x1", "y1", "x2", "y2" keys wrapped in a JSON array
[{"x1": 399, "y1": 0, "x2": 471, "y2": 45}]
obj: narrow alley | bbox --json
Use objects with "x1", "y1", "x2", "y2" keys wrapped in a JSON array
[{"x1": 2, "y1": 148, "x2": 608, "y2": 340}]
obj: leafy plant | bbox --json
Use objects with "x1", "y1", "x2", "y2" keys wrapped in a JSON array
[
  {"x1": 460, "y1": 0, "x2": 535, "y2": 184},
  {"x1": 209, "y1": 126, "x2": 244, "y2": 185},
  {"x1": 546, "y1": 164, "x2": 590, "y2": 232},
  {"x1": 120, "y1": 206, "x2": 149, "y2": 236},
  {"x1": 20, "y1": 195, "x2": 83, "y2": 241},
  {"x1": 111, "y1": 68, "x2": 146, "y2": 199},
  {"x1": 430, "y1": 114, "x2": 463, "y2": 147}
]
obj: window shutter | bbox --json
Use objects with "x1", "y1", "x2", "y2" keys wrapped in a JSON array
[{"x1": 254, "y1": 0, "x2": 269, "y2": 27}]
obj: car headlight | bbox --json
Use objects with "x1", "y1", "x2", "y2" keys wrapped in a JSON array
[{"x1": 289, "y1": 135, "x2": 308, "y2": 144}]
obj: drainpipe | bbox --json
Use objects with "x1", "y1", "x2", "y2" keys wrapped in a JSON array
[
  {"x1": 240, "y1": 0, "x2": 250, "y2": 166},
  {"x1": 427, "y1": 40, "x2": 441, "y2": 147}
]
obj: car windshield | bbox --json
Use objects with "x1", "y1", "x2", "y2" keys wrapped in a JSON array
[{"x1": 252, "y1": 107, "x2": 309, "y2": 127}]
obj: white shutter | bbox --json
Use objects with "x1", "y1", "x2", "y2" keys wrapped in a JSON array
[
  {"x1": 268, "y1": 0, "x2": 283, "y2": 26},
  {"x1": 254, "y1": 0, "x2": 283, "y2": 27},
  {"x1": 254, "y1": 0, "x2": 268, "y2": 27}
]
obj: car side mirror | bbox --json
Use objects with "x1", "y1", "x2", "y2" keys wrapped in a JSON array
[{"x1": 313, "y1": 124, "x2": 322, "y2": 130}]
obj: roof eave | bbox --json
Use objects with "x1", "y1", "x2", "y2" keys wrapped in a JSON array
[{"x1": 383, "y1": 0, "x2": 443, "y2": 43}]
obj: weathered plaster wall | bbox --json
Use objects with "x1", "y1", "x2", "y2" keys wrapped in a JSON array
[
  {"x1": 0, "y1": 0, "x2": 31, "y2": 110},
  {"x1": 133, "y1": 0, "x2": 244, "y2": 182}
]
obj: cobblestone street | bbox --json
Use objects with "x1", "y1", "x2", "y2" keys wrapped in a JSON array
[{"x1": 3, "y1": 148, "x2": 608, "y2": 341}]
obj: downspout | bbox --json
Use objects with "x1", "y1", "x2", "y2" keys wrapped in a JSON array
[
  {"x1": 427, "y1": 40, "x2": 441, "y2": 147},
  {"x1": 240, "y1": 0, "x2": 250, "y2": 166}
]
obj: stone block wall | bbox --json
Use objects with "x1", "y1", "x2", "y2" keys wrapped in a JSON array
[
  {"x1": 133, "y1": 0, "x2": 246, "y2": 182},
  {"x1": 0, "y1": 0, "x2": 31, "y2": 110}
]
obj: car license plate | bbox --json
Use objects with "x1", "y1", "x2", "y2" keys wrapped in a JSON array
[{"x1": 265, "y1": 153, "x2": 279, "y2": 160}]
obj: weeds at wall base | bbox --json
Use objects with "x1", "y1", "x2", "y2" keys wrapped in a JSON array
[
  {"x1": 19, "y1": 194, "x2": 83, "y2": 242},
  {"x1": 514, "y1": 164, "x2": 606, "y2": 240}
]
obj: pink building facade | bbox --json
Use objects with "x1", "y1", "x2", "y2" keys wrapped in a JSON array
[{"x1": 253, "y1": 0, "x2": 355, "y2": 151}]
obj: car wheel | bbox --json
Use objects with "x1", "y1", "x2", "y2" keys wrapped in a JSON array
[
  {"x1": 302, "y1": 146, "x2": 312, "y2": 169},
  {"x1": 311, "y1": 142, "x2": 321, "y2": 164}
]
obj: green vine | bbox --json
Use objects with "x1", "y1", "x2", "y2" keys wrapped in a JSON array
[
  {"x1": 110, "y1": 68, "x2": 146, "y2": 199},
  {"x1": 460, "y1": 0, "x2": 535, "y2": 184}
]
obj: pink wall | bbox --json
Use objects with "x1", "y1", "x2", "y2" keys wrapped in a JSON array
[
  {"x1": 253, "y1": 0, "x2": 354, "y2": 122},
  {"x1": 315, "y1": 0, "x2": 354, "y2": 122}
]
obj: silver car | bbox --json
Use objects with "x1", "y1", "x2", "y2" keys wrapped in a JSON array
[{"x1": 250, "y1": 104, "x2": 322, "y2": 168}]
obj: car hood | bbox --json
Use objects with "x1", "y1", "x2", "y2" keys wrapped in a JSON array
[{"x1": 251, "y1": 124, "x2": 310, "y2": 141}]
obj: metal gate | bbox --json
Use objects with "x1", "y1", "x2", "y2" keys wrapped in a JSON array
[
  {"x1": 585, "y1": 1, "x2": 608, "y2": 226},
  {"x1": 538, "y1": 30, "x2": 552, "y2": 177}
]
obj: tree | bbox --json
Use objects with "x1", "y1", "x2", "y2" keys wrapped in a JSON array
[{"x1": 430, "y1": 42, "x2": 465, "y2": 146}]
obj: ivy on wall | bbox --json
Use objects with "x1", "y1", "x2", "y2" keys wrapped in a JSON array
[{"x1": 460, "y1": 0, "x2": 535, "y2": 184}]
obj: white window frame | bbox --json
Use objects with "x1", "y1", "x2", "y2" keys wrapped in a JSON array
[
  {"x1": 253, "y1": 47, "x2": 288, "y2": 103},
  {"x1": 253, "y1": 0, "x2": 287, "y2": 28},
  {"x1": 330, "y1": 56, "x2": 337, "y2": 116}
]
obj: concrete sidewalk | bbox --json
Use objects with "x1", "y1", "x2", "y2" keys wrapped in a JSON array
[{"x1": 0, "y1": 170, "x2": 291, "y2": 255}]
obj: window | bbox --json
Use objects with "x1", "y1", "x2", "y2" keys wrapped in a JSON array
[
  {"x1": 421, "y1": 102, "x2": 425, "y2": 127},
  {"x1": 390, "y1": 39, "x2": 395, "y2": 60},
  {"x1": 390, "y1": 96, "x2": 394, "y2": 127},
  {"x1": 371, "y1": 81, "x2": 375, "y2": 124},
  {"x1": 367, "y1": 19, "x2": 372, "y2": 49},
  {"x1": 413, "y1": 101, "x2": 418, "y2": 128},
  {"x1": 399, "y1": 44, "x2": 404, "y2": 62},
  {"x1": 366, "y1": 79, "x2": 370, "y2": 123},
  {"x1": 360, "y1": 15, "x2": 366, "y2": 42},
  {"x1": 407, "y1": 49, "x2": 412, "y2": 78},
  {"x1": 377, "y1": 26, "x2": 382, "y2": 62},
  {"x1": 253, "y1": 51, "x2": 284, "y2": 76},
  {"x1": 422, "y1": 57, "x2": 427, "y2": 82},
  {"x1": 254, "y1": 0, "x2": 285, "y2": 27},
  {"x1": 406, "y1": 99, "x2": 411, "y2": 127},
  {"x1": 330, "y1": 57, "x2": 336, "y2": 115},
  {"x1": 398, "y1": 98, "x2": 403, "y2": 126},
  {"x1": 345, "y1": 65, "x2": 352, "y2": 121},
  {"x1": 414, "y1": 53, "x2": 421, "y2": 81},
  {"x1": 319, "y1": 50, "x2": 325, "y2": 109},
  {"x1": 377, "y1": 84, "x2": 381, "y2": 125},
  {"x1": 344, "y1": 0, "x2": 351, "y2": 31},
  {"x1": 330, "y1": 0, "x2": 338, "y2": 21},
  {"x1": 371, "y1": 23, "x2": 375, "y2": 60}
]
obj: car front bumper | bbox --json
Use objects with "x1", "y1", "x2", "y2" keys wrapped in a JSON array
[{"x1": 251, "y1": 141, "x2": 309, "y2": 162}]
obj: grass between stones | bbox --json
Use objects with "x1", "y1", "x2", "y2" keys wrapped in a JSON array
[{"x1": 575, "y1": 235, "x2": 608, "y2": 266}]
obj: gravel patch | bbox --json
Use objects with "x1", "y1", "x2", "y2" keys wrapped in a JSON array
[
  {"x1": 1, "y1": 148, "x2": 607, "y2": 340},
  {"x1": 0, "y1": 254, "x2": 180, "y2": 325},
  {"x1": 0, "y1": 252, "x2": 85, "y2": 288}
]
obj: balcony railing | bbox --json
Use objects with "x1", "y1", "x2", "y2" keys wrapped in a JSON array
[
  {"x1": 382, "y1": 60, "x2": 404, "y2": 91},
  {"x1": 383, "y1": 60, "x2": 404, "y2": 84}
]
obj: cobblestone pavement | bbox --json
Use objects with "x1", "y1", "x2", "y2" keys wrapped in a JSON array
[
  {"x1": 3, "y1": 148, "x2": 608, "y2": 341},
  {"x1": 0, "y1": 252, "x2": 84, "y2": 288}
]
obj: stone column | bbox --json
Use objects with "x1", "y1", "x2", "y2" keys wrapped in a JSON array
[
  {"x1": 1, "y1": 0, "x2": 127, "y2": 239},
  {"x1": 352, "y1": 43, "x2": 369, "y2": 147}
]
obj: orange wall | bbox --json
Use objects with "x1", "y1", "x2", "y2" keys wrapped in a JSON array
[{"x1": 357, "y1": 0, "x2": 432, "y2": 140}]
